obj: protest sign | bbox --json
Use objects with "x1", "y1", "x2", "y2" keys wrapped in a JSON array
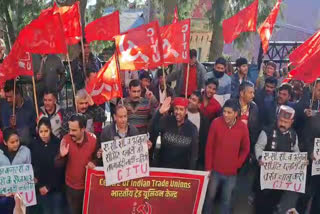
[
  {"x1": 83, "y1": 167, "x2": 209, "y2": 214},
  {"x1": 260, "y1": 151, "x2": 308, "y2": 193},
  {"x1": 101, "y1": 134, "x2": 149, "y2": 186},
  {"x1": 312, "y1": 138, "x2": 320, "y2": 176},
  {"x1": 0, "y1": 164, "x2": 37, "y2": 207}
]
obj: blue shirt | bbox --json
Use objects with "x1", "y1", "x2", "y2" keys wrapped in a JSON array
[{"x1": 0, "y1": 97, "x2": 36, "y2": 145}]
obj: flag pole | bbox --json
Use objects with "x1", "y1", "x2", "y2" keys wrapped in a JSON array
[
  {"x1": 66, "y1": 52, "x2": 78, "y2": 112},
  {"x1": 184, "y1": 64, "x2": 190, "y2": 98},
  {"x1": 162, "y1": 65, "x2": 167, "y2": 98},
  {"x1": 310, "y1": 80, "x2": 317, "y2": 108},
  {"x1": 12, "y1": 78, "x2": 16, "y2": 116},
  {"x1": 114, "y1": 46, "x2": 124, "y2": 105},
  {"x1": 32, "y1": 76, "x2": 39, "y2": 118},
  {"x1": 76, "y1": 1, "x2": 87, "y2": 85}
]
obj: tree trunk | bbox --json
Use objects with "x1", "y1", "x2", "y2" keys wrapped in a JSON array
[
  {"x1": 4, "y1": 5, "x2": 15, "y2": 46},
  {"x1": 163, "y1": 0, "x2": 178, "y2": 25},
  {"x1": 208, "y1": 0, "x2": 226, "y2": 61}
]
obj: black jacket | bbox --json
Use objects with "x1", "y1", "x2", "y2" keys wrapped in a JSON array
[
  {"x1": 150, "y1": 111, "x2": 198, "y2": 170},
  {"x1": 244, "y1": 101, "x2": 260, "y2": 149},
  {"x1": 195, "y1": 112, "x2": 210, "y2": 170},
  {"x1": 29, "y1": 135, "x2": 64, "y2": 192},
  {"x1": 150, "y1": 80, "x2": 175, "y2": 103}
]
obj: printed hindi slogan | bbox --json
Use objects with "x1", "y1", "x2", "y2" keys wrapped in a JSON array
[
  {"x1": 312, "y1": 138, "x2": 320, "y2": 176},
  {"x1": 260, "y1": 151, "x2": 308, "y2": 193},
  {"x1": 0, "y1": 164, "x2": 37, "y2": 206},
  {"x1": 83, "y1": 168, "x2": 209, "y2": 214},
  {"x1": 101, "y1": 134, "x2": 149, "y2": 186}
]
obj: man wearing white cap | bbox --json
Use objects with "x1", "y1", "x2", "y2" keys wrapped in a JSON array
[{"x1": 254, "y1": 105, "x2": 300, "y2": 214}]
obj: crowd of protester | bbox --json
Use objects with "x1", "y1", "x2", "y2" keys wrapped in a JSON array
[{"x1": 0, "y1": 45, "x2": 319, "y2": 214}]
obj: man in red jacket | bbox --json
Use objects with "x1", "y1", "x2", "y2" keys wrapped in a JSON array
[{"x1": 203, "y1": 99, "x2": 250, "y2": 214}]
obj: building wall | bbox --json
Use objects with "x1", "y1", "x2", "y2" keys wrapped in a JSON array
[{"x1": 190, "y1": 19, "x2": 212, "y2": 62}]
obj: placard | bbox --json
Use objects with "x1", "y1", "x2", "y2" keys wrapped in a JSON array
[
  {"x1": 312, "y1": 138, "x2": 320, "y2": 176},
  {"x1": 0, "y1": 164, "x2": 37, "y2": 206},
  {"x1": 101, "y1": 134, "x2": 149, "y2": 186},
  {"x1": 83, "y1": 167, "x2": 209, "y2": 214},
  {"x1": 260, "y1": 151, "x2": 308, "y2": 193}
]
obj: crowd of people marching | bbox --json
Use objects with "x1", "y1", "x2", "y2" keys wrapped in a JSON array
[{"x1": 0, "y1": 43, "x2": 320, "y2": 214}]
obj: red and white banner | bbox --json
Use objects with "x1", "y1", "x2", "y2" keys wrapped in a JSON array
[
  {"x1": 160, "y1": 19, "x2": 190, "y2": 66},
  {"x1": 114, "y1": 21, "x2": 163, "y2": 71},
  {"x1": 83, "y1": 167, "x2": 209, "y2": 214}
]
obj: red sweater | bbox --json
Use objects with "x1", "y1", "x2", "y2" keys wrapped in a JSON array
[
  {"x1": 55, "y1": 131, "x2": 97, "y2": 190},
  {"x1": 200, "y1": 97, "x2": 221, "y2": 121},
  {"x1": 205, "y1": 117, "x2": 250, "y2": 176}
]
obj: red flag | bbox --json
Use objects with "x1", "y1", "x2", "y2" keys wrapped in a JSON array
[
  {"x1": 52, "y1": 2, "x2": 82, "y2": 45},
  {"x1": 160, "y1": 19, "x2": 190, "y2": 65},
  {"x1": 289, "y1": 30, "x2": 320, "y2": 66},
  {"x1": 19, "y1": 10, "x2": 67, "y2": 54},
  {"x1": 222, "y1": 0, "x2": 258, "y2": 44},
  {"x1": 85, "y1": 11, "x2": 120, "y2": 43},
  {"x1": 173, "y1": 6, "x2": 179, "y2": 23},
  {"x1": 114, "y1": 21, "x2": 163, "y2": 71},
  {"x1": 258, "y1": 0, "x2": 282, "y2": 54},
  {"x1": 9, "y1": 39, "x2": 33, "y2": 76},
  {"x1": 288, "y1": 50, "x2": 320, "y2": 83},
  {"x1": 86, "y1": 54, "x2": 122, "y2": 104}
]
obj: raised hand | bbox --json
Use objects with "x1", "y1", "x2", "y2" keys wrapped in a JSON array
[
  {"x1": 159, "y1": 97, "x2": 172, "y2": 114},
  {"x1": 60, "y1": 139, "x2": 69, "y2": 157}
]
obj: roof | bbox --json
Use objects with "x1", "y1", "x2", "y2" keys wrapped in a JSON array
[{"x1": 103, "y1": 7, "x2": 145, "y2": 33}]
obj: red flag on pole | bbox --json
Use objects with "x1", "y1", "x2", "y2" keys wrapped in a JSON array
[
  {"x1": 222, "y1": 0, "x2": 258, "y2": 44},
  {"x1": 258, "y1": 0, "x2": 282, "y2": 54},
  {"x1": 10, "y1": 39, "x2": 33, "y2": 76},
  {"x1": 114, "y1": 21, "x2": 163, "y2": 71},
  {"x1": 86, "y1": 54, "x2": 122, "y2": 105},
  {"x1": 288, "y1": 50, "x2": 320, "y2": 83},
  {"x1": 289, "y1": 30, "x2": 320, "y2": 66},
  {"x1": 19, "y1": 10, "x2": 67, "y2": 54},
  {"x1": 52, "y1": 2, "x2": 82, "y2": 45},
  {"x1": 173, "y1": 6, "x2": 179, "y2": 23},
  {"x1": 85, "y1": 11, "x2": 120, "y2": 43},
  {"x1": 160, "y1": 19, "x2": 190, "y2": 65}
]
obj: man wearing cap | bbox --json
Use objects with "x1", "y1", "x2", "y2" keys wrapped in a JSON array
[
  {"x1": 200, "y1": 78, "x2": 221, "y2": 122},
  {"x1": 205, "y1": 57, "x2": 232, "y2": 106},
  {"x1": 166, "y1": 49, "x2": 206, "y2": 97},
  {"x1": 254, "y1": 105, "x2": 300, "y2": 214},
  {"x1": 203, "y1": 99, "x2": 250, "y2": 214},
  {"x1": 231, "y1": 57, "x2": 249, "y2": 99},
  {"x1": 150, "y1": 97, "x2": 198, "y2": 170}
]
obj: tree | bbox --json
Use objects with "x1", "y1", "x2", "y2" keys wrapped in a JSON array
[{"x1": 206, "y1": 0, "x2": 283, "y2": 61}]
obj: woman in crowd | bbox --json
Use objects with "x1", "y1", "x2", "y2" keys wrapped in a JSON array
[
  {"x1": 0, "y1": 128, "x2": 31, "y2": 213},
  {"x1": 29, "y1": 117, "x2": 64, "y2": 214}
]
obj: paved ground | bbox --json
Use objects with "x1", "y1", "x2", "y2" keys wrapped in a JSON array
[{"x1": 212, "y1": 167, "x2": 301, "y2": 214}]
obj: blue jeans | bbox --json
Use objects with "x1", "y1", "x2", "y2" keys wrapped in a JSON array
[
  {"x1": 203, "y1": 170, "x2": 237, "y2": 214},
  {"x1": 39, "y1": 191, "x2": 64, "y2": 214}
]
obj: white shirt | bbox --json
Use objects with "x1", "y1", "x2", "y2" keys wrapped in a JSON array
[{"x1": 187, "y1": 111, "x2": 201, "y2": 132}]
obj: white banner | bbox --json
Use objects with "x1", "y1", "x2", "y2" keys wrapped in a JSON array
[
  {"x1": 312, "y1": 138, "x2": 320, "y2": 176},
  {"x1": 101, "y1": 134, "x2": 149, "y2": 186},
  {"x1": 260, "y1": 151, "x2": 308, "y2": 193},
  {"x1": 0, "y1": 164, "x2": 37, "y2": 207}
]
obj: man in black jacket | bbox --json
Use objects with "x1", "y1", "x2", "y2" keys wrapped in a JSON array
[
  {"x1": 254, "y1": 77, "x2": 277, "y2": 127},
  {"x1": 238, "y1": 81, "x2": 260, "y2": 153},
  {"x1": 150, "y1": 69, "x2": 175, "y2": 105},
  {"x1": 150, "y1": 97, "x2": 198, "y2": 170},
  {"x1": 187, "y1": 90, "x2": 210, "y2": 170}
]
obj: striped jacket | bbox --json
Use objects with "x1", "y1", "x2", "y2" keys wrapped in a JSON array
[{"x1": 38, "y1": 104, "x2": 63, "y2": 139}]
